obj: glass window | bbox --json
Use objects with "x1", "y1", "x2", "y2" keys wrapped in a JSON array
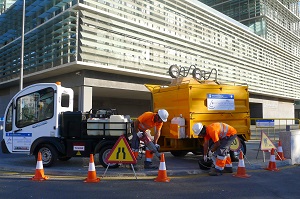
[
  {"x1": 5, "y1": 103, "x2": 13, "y2": 132},
  {"x1": 61, "y1": 93, "x2": 70, "y2": 107},
  {"x1": 16, "y1": 87, "x2": 54, "y2": 128}
]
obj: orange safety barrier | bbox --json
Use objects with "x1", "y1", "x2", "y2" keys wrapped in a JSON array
[
  {"x1": 84, "y1": 154, "x2": 100, "y2": 183},
  {"x1": 32, "y1": 152, "x2": 49, "y2": 181},
  {"x1": 265, "y1": 148, "x2": 279, "y2": 171},
  {"x1": 276, "y1": 140, "x2": 286, "y2": 161},
  {"x1": 154, "y1": 153, "x2": 170, "y2": 182},
  {"x1": 233, "y1": 151, "x2": 250, "y2": 178}
]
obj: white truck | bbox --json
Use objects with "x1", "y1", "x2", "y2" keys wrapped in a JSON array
[{"x1": 1, "y1": 82, "x2": 131, "y2": 168}]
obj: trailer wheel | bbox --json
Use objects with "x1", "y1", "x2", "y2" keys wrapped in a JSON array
[
  {"x1": 58, "y1": 156, "x2": 72, "y2": 161},
  {"x1": 98, "y1": 145, "x2": 120, "y2": 168},
  {"x1": 208, "y1": 137, "x2": 246, "y2": 162},
  {"x1": 170, "y1": 151, "x2": 188, "y2": 157},
  {"x1": 231, "y1": 139, "x2": 246, "y2": 162},
  {"x1": 192, "y1": 147, "x2": 203, "y2": 155},
  {"x1": 36, "y1": 144, "x2": 58, "y2": 167}
]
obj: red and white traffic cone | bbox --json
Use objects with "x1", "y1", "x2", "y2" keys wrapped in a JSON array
[
  {"x1": 154, "y1": 153, "x2": 170, "y2": 182},
  {"x1": 32, "y1": 152, "x2": 49, "y2": 181},
  {"x1": 265, "y1": 148, "x2": 279, "y2": 171},
  {"x1": 233, "y1": 151, "x2": 250, "y2": 178},
  {"x1": 84, "y1": 154, "x2": 100, "y2": 183},
  {"x1": 276, "y1": 140, "x2": 286, "y2": 160}
]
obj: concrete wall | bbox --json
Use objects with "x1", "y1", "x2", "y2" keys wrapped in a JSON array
[{"x1": 250, "y1": 95, "x2": 295, "y2": 125}]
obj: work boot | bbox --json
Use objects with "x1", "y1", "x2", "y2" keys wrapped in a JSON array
[
  {"x1": 144, "y1": 161, "x2": 158, "y2": 169},
  {"x1": 223, "y1": 167, "x2": 233, "y2": 173},
  {"x1": 208, "y1": 168, "x2": 222, "y2": 176}
]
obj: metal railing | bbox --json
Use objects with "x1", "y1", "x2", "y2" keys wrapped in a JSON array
[{"x1": 250, "y1": 118, "x2": 300, "y2": 141}]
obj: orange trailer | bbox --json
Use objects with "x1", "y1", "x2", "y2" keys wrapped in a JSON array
[{"x1": 145, "y1": 77, "x2": 250, "y2": 157}]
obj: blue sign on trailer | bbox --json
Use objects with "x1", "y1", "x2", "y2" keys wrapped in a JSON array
[{"x1": 207, "y1": 94, "x2": 235, "y2": 110}]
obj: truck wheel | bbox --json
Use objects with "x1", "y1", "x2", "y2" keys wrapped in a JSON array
[
  {"x1": 36, "y1": 144, "x2": 58, "y2": 167},
  {"x1": 98, "y1": 145, "x2": 120, "y2": 168},
  {"x1": 170, "y1": 151, "x2": 188, "y2": 157}
]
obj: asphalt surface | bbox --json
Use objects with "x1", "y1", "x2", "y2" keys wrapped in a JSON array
[{"x1": 0, "y1": 140, "x2": 292, "y2": 178}]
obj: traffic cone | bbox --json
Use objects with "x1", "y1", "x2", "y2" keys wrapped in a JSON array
[
  {"x1": 233, "y1": 151, "x2": 250, "y2": 178},
  {"x1": 32, "y1": 152, "x2": 49, "y2": 181},
  {"x1": 84, "y1": 154, "x2": 100, "y2": 183},
  {"x1": 265, "y1": 148, "x2": 279, "y2": 171},
  {"x1": 154, "y1": 153, "x2": 170, "y2": 182},
  {"x1": 276, "y1": 140, "x2": 286, "y2": 160}
]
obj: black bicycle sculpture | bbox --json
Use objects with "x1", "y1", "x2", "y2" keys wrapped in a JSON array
[{"x1": 168, "y1": 64, "x2": 218, "y2": 82}]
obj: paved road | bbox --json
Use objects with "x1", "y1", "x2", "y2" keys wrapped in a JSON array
[
  {"x1": 0, "y1": 165, "x2": 299, "y2": 199},
  {"x1": 0, "y1": 139, "x2": 291, "y2": 178}
]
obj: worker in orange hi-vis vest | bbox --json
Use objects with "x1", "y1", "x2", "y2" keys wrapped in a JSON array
[
  {"x1": 131, "y1": 109, "x2": 169, "y2": 169},
  {"x1": 192, "y1": 122, "x2": 237, "y2": 176}
]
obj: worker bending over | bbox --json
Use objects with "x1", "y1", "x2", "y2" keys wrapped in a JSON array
[
  {"x1": 131, "y1": 109, "x2": 169, "y2": 169},
  {"x1": 193, "y1": 122, "x2": 237, "y2": 176}
]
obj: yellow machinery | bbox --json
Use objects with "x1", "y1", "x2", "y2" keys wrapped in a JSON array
[{"x1": 145, "y1": 77, "x2": 250, "y2": 156}]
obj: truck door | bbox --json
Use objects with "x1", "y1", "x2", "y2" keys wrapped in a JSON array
[
  {"x1": 11, "y1": 87, "x2": 57, "y2": 153},
  {"x1": 3, "y1": 102, "x2": 14, "y2": 152}
]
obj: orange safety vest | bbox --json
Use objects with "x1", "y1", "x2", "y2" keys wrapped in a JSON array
[
  {"x1": 137, "y1": 112, "x2": 163, "y2": 132},
  {"x1": 204, "y1": 122, "x2": 237, "y2": 143}
]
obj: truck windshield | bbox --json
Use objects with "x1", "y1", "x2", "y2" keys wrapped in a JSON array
[{"x1": 16, "y1": 87, "x2": 54, "y2": 128}]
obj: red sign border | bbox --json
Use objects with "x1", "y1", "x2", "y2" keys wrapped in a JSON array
[{"x1": 105, "y1": 135, "x2": 137, "y2": 164}]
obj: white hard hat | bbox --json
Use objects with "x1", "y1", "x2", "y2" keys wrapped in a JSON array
[
  {"x1": 158, "y1": 109, "x2": 169, "y2": 122},
  {"x1": 192, "y1": 123, "x2": 203, "y2": 136}
]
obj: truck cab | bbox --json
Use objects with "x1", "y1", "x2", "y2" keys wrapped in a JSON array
[
  {"x1": 1, "y1": 82, "x2": 131, "y2": 168},
  {"x1": 1, "y1": 82, "x2": 73, "y2": 155}
]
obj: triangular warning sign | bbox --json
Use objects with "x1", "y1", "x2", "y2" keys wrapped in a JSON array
[
  {"x1": 105, "y1": 135, "x2": 137, "y2": 164},
  {"x1": 260, "y1": 132, "x2": 276, "y2": 151}
]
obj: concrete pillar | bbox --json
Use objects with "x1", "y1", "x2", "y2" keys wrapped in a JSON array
[
  {"x1": 279, "y1": 130, "x2": 300, "y2": 164},
  {"x1": 78, "y1": 86, "x2": 92, "y2": 112}
]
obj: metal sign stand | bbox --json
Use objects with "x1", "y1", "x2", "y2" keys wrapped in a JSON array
[{"x1": 102, "y1": 163, "x2": 137, "y2": 179}]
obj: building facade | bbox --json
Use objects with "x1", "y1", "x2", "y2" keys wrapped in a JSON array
[
  {"x1": 0, "y1": 0, "x2": 16, "y2": 14},
  {"x1": 199, "y1": 0, "x2": 300, "y2": 120},
  {"x1": 0, "y1": 0, "x2": 299, "y2": 119}
]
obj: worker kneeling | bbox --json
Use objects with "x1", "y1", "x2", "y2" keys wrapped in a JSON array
[{"x1": 193, "y1": 122, "x2": 237, "y2": 176}]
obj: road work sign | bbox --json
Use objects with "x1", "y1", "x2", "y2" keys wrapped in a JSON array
[
  {"x1": 105, "y1": 135, "x2": 137, "y2": 164},
  {"x1": 260, "y1": 132, "x2": 276, "y2": 151}
]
